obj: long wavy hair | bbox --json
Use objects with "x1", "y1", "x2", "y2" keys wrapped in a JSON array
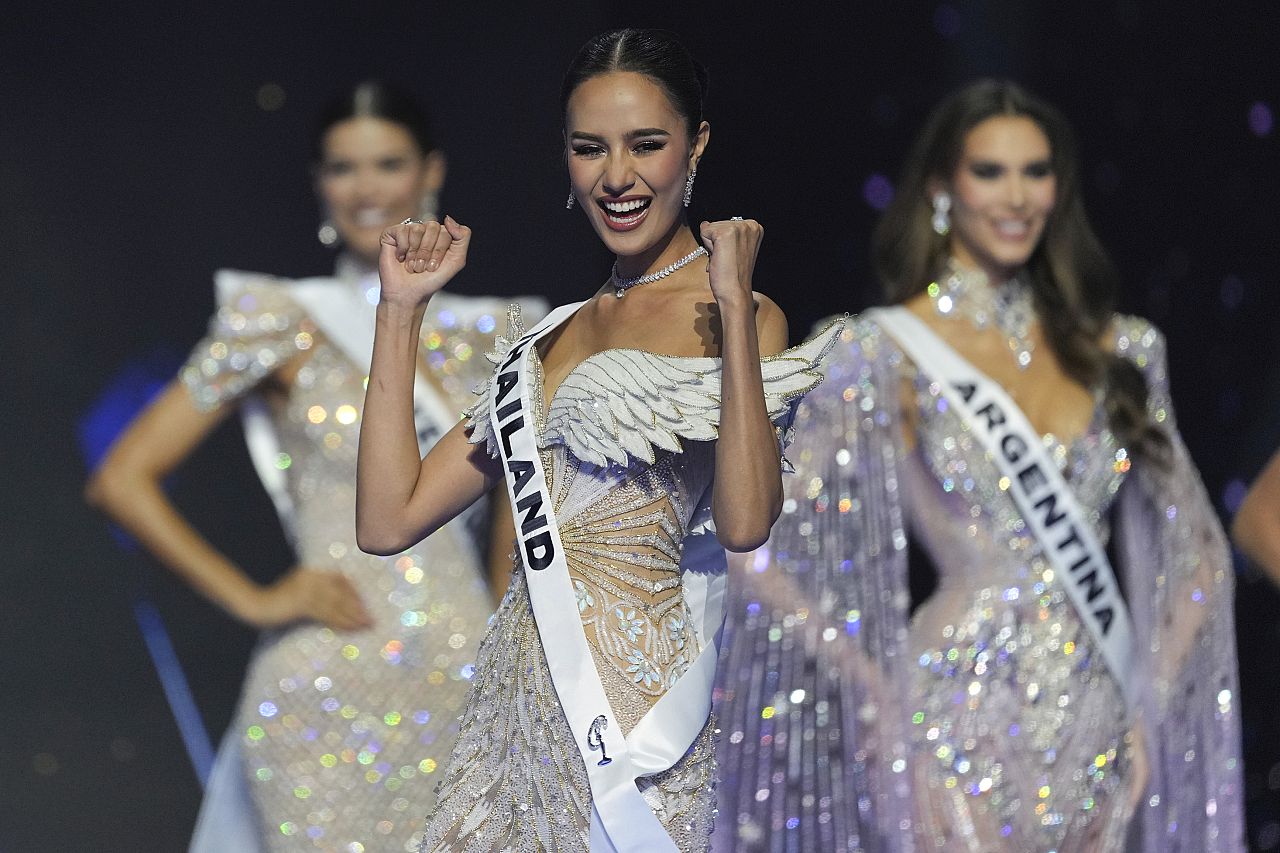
[{"x1": 873, "y1": 79, "x2": 1164, "y2": 459}]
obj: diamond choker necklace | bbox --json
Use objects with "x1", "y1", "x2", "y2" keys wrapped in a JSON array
[
  {"x1": 610, "y1": 246, "x2": 708, "y2": 298},
  {"x1": 929, "y1": 259, "x2": 1037, "y2": 369}
]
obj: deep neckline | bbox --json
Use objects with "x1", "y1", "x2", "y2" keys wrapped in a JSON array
[
  {"x1": 878, "y1": 308, "x2": 1102, "y2": 458},
  {"x1": 909, "y1": 362, "x2": 1106, "y2": 458}
]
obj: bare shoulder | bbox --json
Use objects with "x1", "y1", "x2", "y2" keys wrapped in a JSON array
[
  {"x1": 899, "y1": 291, "x2": 936, "y2": 323},
  {"x1": 751, "y1": 291, "x2": 789, "y2": 355}
]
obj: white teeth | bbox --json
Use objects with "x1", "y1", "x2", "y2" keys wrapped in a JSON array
[
  {"x1": 355, "y1": 209, "x2": 389, "y2": 227},
  {"x1": 994, "y1": 220, "x2": 1029, "y2": 236},
  {"x1": 603, "y1": 199, "x2": 649, "y2": 213}
]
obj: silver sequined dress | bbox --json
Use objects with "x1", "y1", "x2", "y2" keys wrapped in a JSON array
[
  {"x1": 894, "y1": 345, "x2": 1131, "y2": 851},
  {"x1": 418, "y1": 312, "x2": 842, "y2": 852},
  {"x1": 181, "y1": 266, "x2": 535, "y2": 852},
  {"x1": 715, "y1": 314, "x2": 1243, "y2": 852}
]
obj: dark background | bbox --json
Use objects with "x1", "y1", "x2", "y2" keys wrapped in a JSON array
[{"x1": 2, "y1": 1, "x2": 1277, "y2": 850}]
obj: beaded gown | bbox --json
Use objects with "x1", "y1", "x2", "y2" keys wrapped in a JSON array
[
  {"x1": 714, "y1": 314, "x2": 1243, "y2": 852},
  {"x1": 182, "y1": 262, "x2": 542, "y2": 852},
  {"x1": 416, "y1": 308, "x2": 842, "y2": 852}
]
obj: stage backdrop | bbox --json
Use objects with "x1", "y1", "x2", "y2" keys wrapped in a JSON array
[{"x1": 2, "y1": 1, "x2": 1277, "y2": 849}]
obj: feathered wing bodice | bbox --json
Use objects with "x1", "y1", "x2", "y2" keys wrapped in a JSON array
[
  {"x1": 466, "y1": 309, "x2": 842, "y2": 468},
  {"x1": 419, "y1": 310, "x2": 844, "y2": 852}
]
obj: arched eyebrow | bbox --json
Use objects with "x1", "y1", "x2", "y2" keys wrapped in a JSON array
[
  {"x1": 569, "y1": 128, "x2": 672, "y2": 143},
  {"x1": 963, "y1": 155, "x2": 1052, "y2": 168},
  {"x1": 626, "y1": 128, "x2": 671, "y2": 139}
]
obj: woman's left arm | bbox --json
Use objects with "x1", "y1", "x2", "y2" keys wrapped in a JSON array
[
  {"x1": 1232, "y1": 446, "x2": 1280, "y2": 586},
  {"x1": 701, "y1": 218, "x2": 789, "y2": 551}
]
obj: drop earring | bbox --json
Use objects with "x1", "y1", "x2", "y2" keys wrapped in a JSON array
[
  {"x1": 565, "y1": 187, "x2": 576, "y2": 210},
  {"x1": 931, "y1": 192, "x2": 951, "y2": 236},
  {"x1": 683, "y1": 169, "x2": 697, "y2": 207},
  {"x1": 317, "y1": 218, "x2": 338, "y2": 247}
]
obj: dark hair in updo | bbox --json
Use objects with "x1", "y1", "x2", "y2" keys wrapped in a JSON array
[
  {"x1": 311, "y1": 80, "x2": 437, "y2": 162},
  {"x1": 561, "y1": 28, "x2": 709, "y2": 139}
]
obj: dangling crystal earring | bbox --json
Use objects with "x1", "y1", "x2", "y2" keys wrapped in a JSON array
[
  {"x1": 683, "y1": 169, "x2": 697, "y2": 207},
  {"x1": 417, "y1": 192, "x2": 439, "y2": 223},
  {"x1": 565, "y1": 186, "x2": 576, "y2": 210},
  {"x1": 931, "y1": 192, "x2": 951, "y2": 236},
  {"x1": 317, "y1": 218, "x2": 338, "y2": 247}
]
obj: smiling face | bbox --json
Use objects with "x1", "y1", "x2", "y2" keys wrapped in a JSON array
[
  {"x1": 316, "y1": 116, "x2": 444, "y2": 265},
  {"x1": 565, "y1": 71, "x2": 708, "y2": 259},
  {"x1": 942, "y1": 115, "x2": 1057, "y2": 280}
]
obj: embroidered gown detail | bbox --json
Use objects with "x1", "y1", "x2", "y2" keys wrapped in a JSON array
[
  {"x1": 182, "y1": 268, "x2": 541, "y2": 852},
  {"x1": 417, "y1": 311, "x2": 843, "y2": 852},
  {"x1": 714, "y1": 314, "x2": 1243, "y2": 852}
]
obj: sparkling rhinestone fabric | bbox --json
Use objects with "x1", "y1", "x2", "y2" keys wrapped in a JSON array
[
  {"x1": 715, "y1": 314, "x2": 1243, "y2": 852},
  {"x1": 180, "y1": 270, "x2": 510, "y2": 852}
]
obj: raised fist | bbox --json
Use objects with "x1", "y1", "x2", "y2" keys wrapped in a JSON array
[{"x1": 377, "y1": 215, "x2": 473, "y2": 308}]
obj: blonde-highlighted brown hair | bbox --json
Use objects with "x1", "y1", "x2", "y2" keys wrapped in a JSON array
[{"x1": 873, "y1": 79, "x2": 1165, "y2": 459}]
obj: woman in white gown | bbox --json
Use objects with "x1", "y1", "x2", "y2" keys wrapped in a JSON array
[
  {"x1": 355, "y1": 29, "x2": 840, "y2": 853},
  {"x1": 87, "y1": 81, "x2": 543, "y2": 852}
]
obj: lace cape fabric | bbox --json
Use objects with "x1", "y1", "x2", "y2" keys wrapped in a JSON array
[{"x1": 713, "y1": 314, "x2": 1243, "y2": 852}]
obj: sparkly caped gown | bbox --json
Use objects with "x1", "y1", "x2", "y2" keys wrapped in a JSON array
[
  {"x1": 182, "y1": 262, "x2": 543, "y2": 852},
  {"x1": 416, "y1": 308, "x2": 843, "y2": 852},
  {"x1": 714, "y1": 315, "x2": 1243, "y2": 852}
]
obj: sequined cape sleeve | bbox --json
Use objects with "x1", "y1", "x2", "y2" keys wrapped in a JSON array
[
  {"x1": 713, "y1": 315, "x2": 917, "y2": 851},
  {"x1": 712, "y1": 313, "x2": 1244, "y2": 851},
  {"x1": 180, "y1": 270, "x2": 314, "y2": 412},
  {"x1": 1111, "y1": 315, "x2": 1244, "y2": 852}
]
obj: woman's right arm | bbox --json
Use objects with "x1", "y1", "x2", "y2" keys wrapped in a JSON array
[
  {"x1": 85, "y1": 381, "x2": 372, "y2": 630},
  {"x1": 356, "y1": 216, "x2": 501, "y2": 555}
]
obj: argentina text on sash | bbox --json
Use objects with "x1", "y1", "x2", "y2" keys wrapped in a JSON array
[{"x1": 867, "y1": 307, "x2": 1137, "y2": 708}]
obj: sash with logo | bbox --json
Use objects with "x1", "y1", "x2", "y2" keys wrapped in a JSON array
[
  {"x1": 485, "y1": 301, "x2": 726, "y2": 852},
  {"x1": 868, "y1": 306, "x2": 1136, "y2": 707}
]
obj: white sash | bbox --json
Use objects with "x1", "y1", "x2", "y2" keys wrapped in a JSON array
[
  {"x1": 214, "y1": 269, "x2": 461, "y2": 550},
  {"x1": 487, "y1": 301, "x2": 726, "y2": 852},
  {"x1": 868, "y1": 306, "x2": 1137, "y2": 707}
]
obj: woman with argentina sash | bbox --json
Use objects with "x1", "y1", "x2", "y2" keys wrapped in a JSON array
[
  {"x1": 355, "y1": 29, "x2": 840, "y2": 853},
  {"x1": 714, "y1": 80, "x2": 1243, "y2": 852}
]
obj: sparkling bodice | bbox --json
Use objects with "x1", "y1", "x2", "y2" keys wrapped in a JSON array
[
  {"x1": 536, "y1": 347, "x2": 720, "y2": 725},
  {"x1": 901, "y1": 363, "x2": 1133, "y2": 851},
  {"x1": 421, "y1": 313, "x2": 841, "y2": 852},
  {"x1": 421, "y1": 347, "x2": 722, "y2": 853}
]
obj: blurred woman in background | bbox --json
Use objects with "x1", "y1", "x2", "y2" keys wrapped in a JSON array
[
  {"x1": 86, "y1": 81, "x2": 542, "y2": 852},
  {"x1": 715, "y1": 79, "x2": 1243, "y2": 851}
]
